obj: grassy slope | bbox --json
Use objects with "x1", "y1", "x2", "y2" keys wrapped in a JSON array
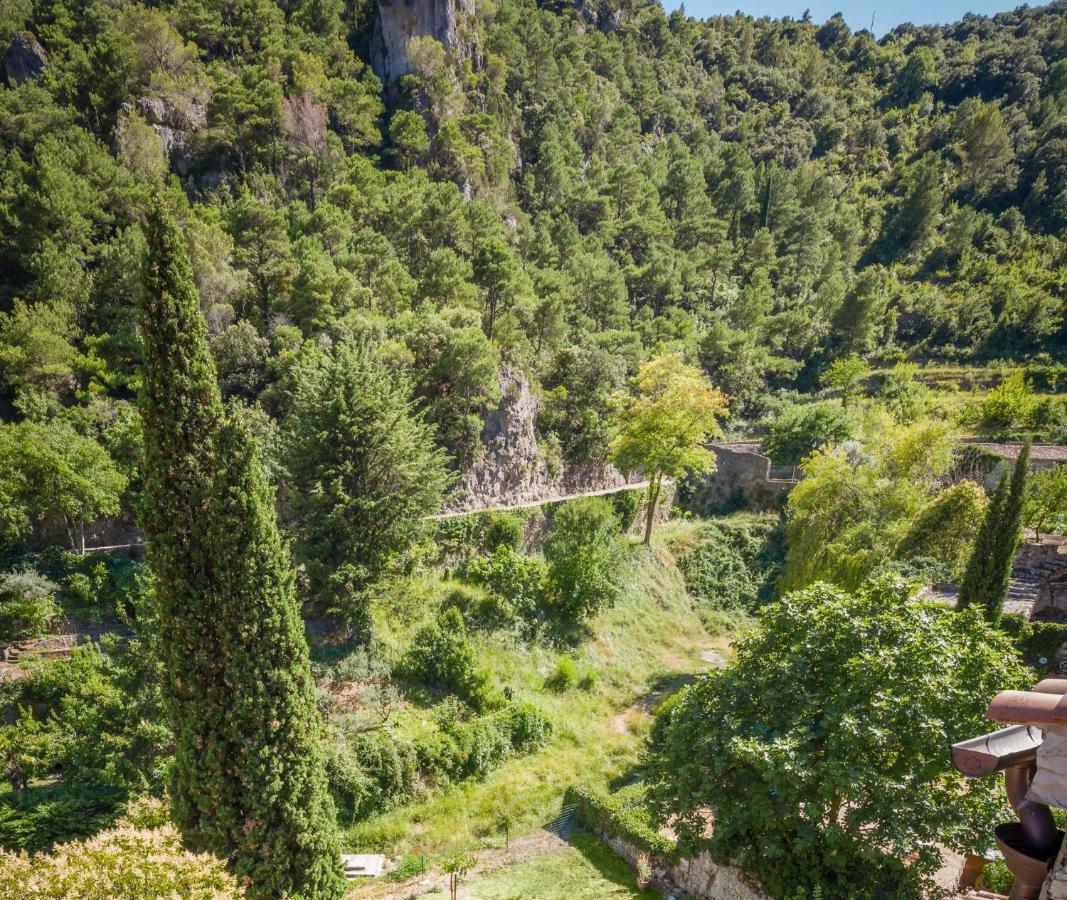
[{"x1": 344, "y1": 523, "x2": 734, "y2": 860}]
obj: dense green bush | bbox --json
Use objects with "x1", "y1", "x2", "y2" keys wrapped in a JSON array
[
  {"x1": 609, "y1": 488, "x2": 642, "y2": 533},
  {"x1": 544, "y1": 498, "x2": 624, "y2": 621},
  {"x1": 566, "y1": 783, "x2": 675, "y2": 859},
  {"x1": 646, "y1": 579, "x2": 1029, "y2": 898},
  {"x1": 762, "y1": 401, "x2": 856, "y2": 465},
  {"x1": 0, "y1": 567, "x2": 59, "y2": 641},
  {"x1": 678, "y1": 514, "x2": 784, "y2": 611},
  {"x1": 483, "y1": 513, "x2": 524, "y2": 552},
  {"x1": 1003, "y1": 615, "x2": 1067, "y2": 671},
  {"x1": 400, "y1": 607, "x2": 500, "y2": 712},
  {"x1": 0, "y1": 784, "x2": 126, "y2": 853},
  {"x1": 463, "y1": 546, "x2": 545, "y2": 625},
  {"x1": 895, "y1": 480, "x2": 988, "y2": 576},
  {"x1": 545, "y1": 656, "x2": 579, "y2": 691}
]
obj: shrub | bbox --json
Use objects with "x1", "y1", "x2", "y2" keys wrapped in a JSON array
[
  {"x1": 869, "y1": 555, "x2": 953, "y2": 586},
  {"x1": 566, "y1": 783, "x2": 675, "y2": 859},
  {"x1": 1025, "y1": 465, "x2": 1067, "y2": 539},
  {"x1": 0, "y1": 820, "x2": 242, "y2": 898},
  {"x1": 483, "y1": 513, "x2": 524, "y2": 552},
  {"x1": 678, "y1": 514, "x2": 783, "y2": 611},
  {"x1": 545, "y1": 656, "x2": 579, "y2": 691},
  {"x1": 324, "y1": 739, "x2": 375, "y2": 824},
  {"x1": 544, "y1": 498, "x2": 624, "y2": 621},
  {"x1": 0, "y1": 568, "x2": 59, "y2": 641},
  {"x1": 463, "y1": 547, "x2": 545, "y2": 624},
  {"x1": 0, "y1": 784, "x2": 127, "y2": 853},
  {"x1": 762, "y1": 401, "x2": 855, "y2": 465},
  {"x1": 1008, "y1": 618, "x2": 1067, "y2": 672},
  {"x1": 400, "y1": 607, "x2": 500, "y2": 711},
  {"x1": 609, "y1": 488, "x2": 642, "y2": 532},
  {"x1": 646, "y1": 579, "x2": 1029, "y2": 898},
  {"x1": 501, "y1": 703, "x2": 552, "y2": 752},
  {"x1": 440, "y1": 582, "x2": 514, "y2": 631},
  {"x1": 976, "y1": 370, "x2": 1037, "y2": 435}
]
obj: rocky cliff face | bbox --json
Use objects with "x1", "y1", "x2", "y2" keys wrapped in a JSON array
[
  {"x1": 370, "y1": 0, "x2": 474, "y2": 82},
  {"x1": 3, "y1": 34, "x2": 46, "y2": 85},
  {"x1": 444, "y1": 364, "x2": 636, "y2": 514}
]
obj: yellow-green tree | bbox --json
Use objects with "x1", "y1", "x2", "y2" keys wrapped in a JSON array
[{"x1": 610, "y1": 355, "x2": 728, "y2": 545}]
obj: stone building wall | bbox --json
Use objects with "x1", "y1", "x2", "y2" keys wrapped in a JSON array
[{"x1": 682, "y1": 443, "x2": 795, "y2": 516}]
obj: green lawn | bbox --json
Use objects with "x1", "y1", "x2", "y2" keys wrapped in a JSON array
[{"x1": 469, "y1": 833, "x2": 658, "y2": 900}]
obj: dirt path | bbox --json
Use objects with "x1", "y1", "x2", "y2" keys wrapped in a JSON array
[
  {"x1": 427, "y1": 480, "x2": 652, "y2": 520},
  {"x1": 611, "y1": 646, "x2": 727, "y2": 735}
]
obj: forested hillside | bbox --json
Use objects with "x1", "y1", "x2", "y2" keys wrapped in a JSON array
[{"x1": 0, "y1": 0, "x2": 1064, "y2": 500}]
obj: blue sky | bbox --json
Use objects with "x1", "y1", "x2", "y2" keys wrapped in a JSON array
[{"x1": 660, "y1": 1, "x2": 1034, "y2": 36}]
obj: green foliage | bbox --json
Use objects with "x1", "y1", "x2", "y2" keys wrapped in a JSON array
[
  {"x1": 977, "y1": 859, "x2": 1014, "y2": 894},
  {"x1": 609, "y1": 488, "x2": 642, "y2": 533},
  {"x1": 400, "y1": 607, "x2": 500, "y2": 712},
  {"x1": 566, "y1": 784, "x2": 675, "y2": 859},
  {"x1": 282, "y1": 340, "x2": 451, "y2": 625},
  {"x1": 1025, "y1": 465, "x2": 1067, "y2": 539},
  {"x1": 975, "y1": 371, "x2": 1040, "y2": 435},
  {"x1": 483, "y1": 512, "x2": 524, "y2": 552},
  {"x1": 895, "y1": 480, "x2": 988, "y2": 577},
  {"x1": 544, "y1": 498, "x2": 624, "y2": 621},
  {"x1": 0, "y1": 421, "x2": 127, "y2": 553},
  {"x1": 0, "y1": 636, "x2": 169, "y2": 795},
  {"x1": 678, "y1": 514, "x2": 784, "y2": 612},
  {"x1": 463, "y1": 546, "x2": 546, "y2": 626},
  {"x1": 611, "y1": 355, "x2": 728, "y2": 544},
  {"x1": 1008, "y1": 618, "x2": 1067, "y2": 671},
  {"x1": 138, "y1": 200, "x2": 342, "y2": 899},
  {"x1": 958, "y1": 443, "x2": 1030, "y2": 624},
  {"x1": 646, "y1": 579, "x2": 1029, "y2": 898},
  {"x1": 0, "y1": 784, "x2": 126, "y2": 853},
  {"x1": 782, "y1": 421, "x2": 957, "y2": 591},
  {"x1": 0, "y1": 567, "x2": 59, "y2": 640},
  {"x1": 820, "y1": 355, "x2": 870, "y2": 408},
  {"x1": 545, "y1": 656, "x2": 579, "y2": 692},
  {"x1": 761, "y1": 401, "x2": 856, "y2": 466}
]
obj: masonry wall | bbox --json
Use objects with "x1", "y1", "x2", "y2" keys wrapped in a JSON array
[{"x1": 682, "y1": 444, "x2": 794, "y2": 516}]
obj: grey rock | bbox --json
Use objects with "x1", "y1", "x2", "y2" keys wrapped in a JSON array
[
  {"x1": 3, "y1": 34, "x2": 46, "y2": 85},
  {"x1": 135, "y1": 95, "x2": 208, "y2": 176},
  {"x1": 444, "y1": 364, "x2": 635, "y2": 514},
  {"x1": 370, "y1": 0, "x2": 475, "y2": 83}
]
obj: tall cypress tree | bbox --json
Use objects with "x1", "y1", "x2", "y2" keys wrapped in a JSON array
[
  {"x1": 957, "y1": 442, "x2": 1030, "y2": 625},
  {"x1": 139, "y1": 197, "x2": 344, "y2": 899}
]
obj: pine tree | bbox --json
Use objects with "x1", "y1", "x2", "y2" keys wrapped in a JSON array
[
  {"x1": 957, "y1": 442, "x2": 1030, "y2": 625},
  {"x1": 139, "y1": 197, "x2": 344, "y2": 899},
  {"x1": 282, "y1": 340, "x2": 451, "y2": 634}
]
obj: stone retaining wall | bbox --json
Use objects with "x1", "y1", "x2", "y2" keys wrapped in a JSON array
[
  {"x1": 595, "y1": 829, "x2": 765, "y2": 900},
  {"x1": 682, "y1": 443, "x2": 795, "y2": 516}
]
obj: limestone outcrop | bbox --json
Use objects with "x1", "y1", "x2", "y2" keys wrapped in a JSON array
[
  {"x1": 370, "y1": 0, "x2": 474, "y2": 82},
  {"x1": 135, "y1": 94, "x2": 208, "y2": 176},
  {"x1": 444, "y1": 364, "x2": 637, "y2": 514},
  {"x1": 3, "y1": 34, "x2": 46, "y2": 85}
]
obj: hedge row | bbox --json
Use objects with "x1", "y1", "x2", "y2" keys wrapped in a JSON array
[{"x1": 565, "y1": 784, "x2": 676, "y2": 860}]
